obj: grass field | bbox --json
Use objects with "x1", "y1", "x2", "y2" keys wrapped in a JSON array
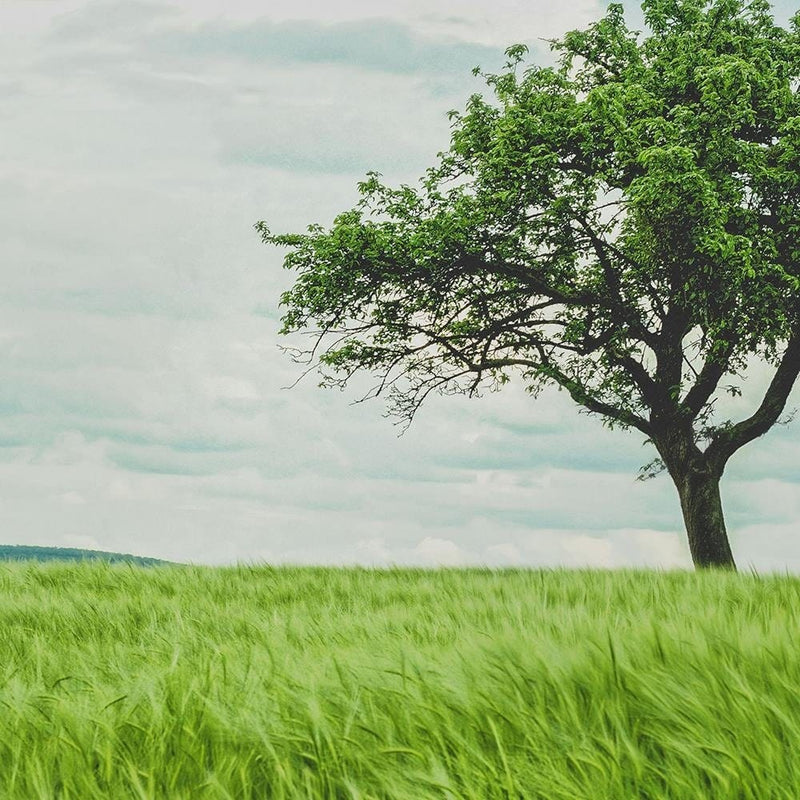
[{"x1": 0, "y1": 563, "x2": 799, "y2": 799}]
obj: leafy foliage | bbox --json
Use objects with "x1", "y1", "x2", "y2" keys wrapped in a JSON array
[{"x1": 260, "y1": 0, "x2": 800, "y2": 454}]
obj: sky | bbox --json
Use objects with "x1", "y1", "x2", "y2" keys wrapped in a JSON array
[{"x1": 1, "y1": 0, "x2": 799, "y2": 570}]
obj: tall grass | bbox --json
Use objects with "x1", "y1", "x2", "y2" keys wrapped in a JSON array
[{"x1": 0, "y1": 563, "x2": 798, "y2": 798}]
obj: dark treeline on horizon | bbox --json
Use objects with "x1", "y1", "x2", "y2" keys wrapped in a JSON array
[{"x1": 0, "y1": 544, "x2": 170, "y2": 566}]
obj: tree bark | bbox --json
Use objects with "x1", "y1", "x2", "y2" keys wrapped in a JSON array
[
  {"x1": 653, "y1": 423, "x2": 737, "y2": 570},
  {"x1": 673, "y1": 466, "x2": 736, "y2": 570}
]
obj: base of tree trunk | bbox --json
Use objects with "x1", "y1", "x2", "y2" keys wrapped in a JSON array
[{"x1": 676, "y1": 470, "x2": 736, "y2": 570}]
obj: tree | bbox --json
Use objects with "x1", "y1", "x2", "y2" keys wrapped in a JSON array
[{"x1": 257, "y1": 0, "x2": 800, "y2": 570}]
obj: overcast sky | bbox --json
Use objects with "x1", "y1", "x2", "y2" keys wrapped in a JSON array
[{"x1": 1, "y1": 0, "x2": 798, "y2": 570}]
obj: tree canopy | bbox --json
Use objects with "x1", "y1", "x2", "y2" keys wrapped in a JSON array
[{"x1": 258, "y1": 0, "x2": 800, "y2": 569}]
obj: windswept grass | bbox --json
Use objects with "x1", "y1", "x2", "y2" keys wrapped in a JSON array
[{"x1": 0, "y1": 563, "x2": 799, "y2": 798}]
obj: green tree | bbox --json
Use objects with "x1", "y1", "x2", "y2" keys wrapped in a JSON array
[{"x1": 258, "y1": 0, "x2": 800, "y2": 570}]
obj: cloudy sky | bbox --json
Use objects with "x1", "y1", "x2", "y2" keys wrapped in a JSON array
[{"x1": 1, "y1": 0, "x2": 798, "y2": 570}]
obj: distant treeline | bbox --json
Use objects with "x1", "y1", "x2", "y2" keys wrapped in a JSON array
[{"x1": 0, "y1": 545, "x2": 170, "y2": 566}]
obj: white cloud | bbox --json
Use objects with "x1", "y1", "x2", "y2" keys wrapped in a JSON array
[
  {"x1": 562, "y1": 534, "x2": 616, "y2": 568},
  {"x1": 62, "y1": 533, "x2": 100, "y2": 549},
  {"x1": 203, "y1": 375, "x2": 261, "y2": 403},
  {"x1": 355, "y1": 537, "x2": 394, "y2": 563},
  {"x1": 38, "y1": 0, "x2": 605, "y2": 50},
  {"x1": 518, "y1": 527, "x2": 690, "y2": 570},
  {"x1": 484, "y1": 542, "x2": 523, "y2": 564},
  {"x1": 733, "y1": 523, "x2": 800, "y2": 575},
  {"x1": 412, "y1": 537, "x2": 470, "y2": 566},
  {"x1": 60, "y1": 491, "x2": 87, "y2": 505}
]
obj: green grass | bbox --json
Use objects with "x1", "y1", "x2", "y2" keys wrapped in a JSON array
[{"x1": 0, "y1": 563, "x2": 799, "y2": 799}]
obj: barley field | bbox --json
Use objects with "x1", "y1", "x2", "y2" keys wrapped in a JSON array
[{"x1": 0, "y1": 562, "x2": 798, "y2": 799}]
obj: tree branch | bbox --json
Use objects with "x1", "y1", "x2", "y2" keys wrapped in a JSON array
[
  {"x1": 606, "y1": 350, "x2": 669, "y2": 411},
  {"x1": 706, "y1": 332, "x2": 800, "y2": 468},
  {"x1": 569, "y1": 209, "x2": 660, "y2": 351},
  {"x1": 680, "y1": 335, "x2": 738, "y2": 420},
  {"x1": 534, "y1": 346, "x2": 651, "y2": 434}
]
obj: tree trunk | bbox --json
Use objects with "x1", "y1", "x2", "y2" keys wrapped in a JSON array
[{"x1": 673, "y1": 466, "x2": 736, "y2": 570}]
